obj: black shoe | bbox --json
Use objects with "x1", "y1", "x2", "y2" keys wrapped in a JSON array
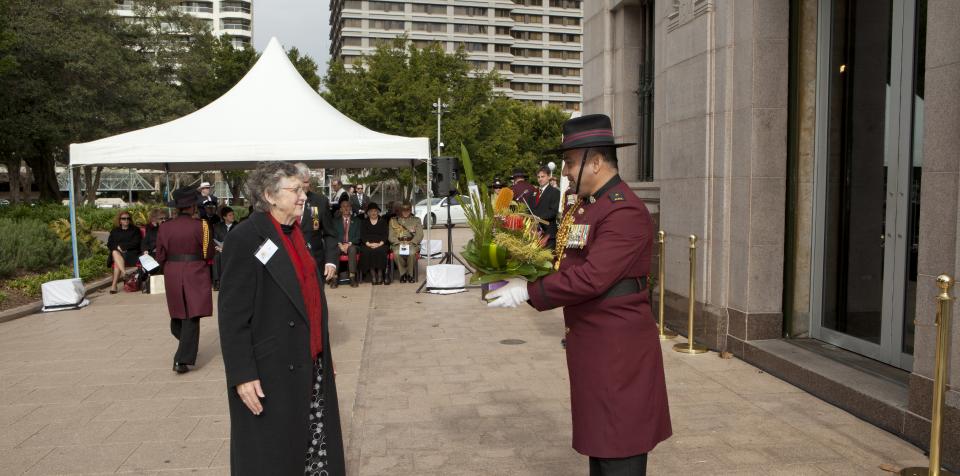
[
  {"x1": 173, "y1": 363, "x2": 189, "y2": 374},
  {"x1": 212, "y1": 281, "x2": 219, "y2": 292},
  {"x1": 350, "y1": 274, "x2": 359, "y2": 288},
  {"x1": 384, "y1": 274, "x2": 391, "y2": 285},
  {"x1": 400, "y1": 275, "x2": 407, "y2": 283}
]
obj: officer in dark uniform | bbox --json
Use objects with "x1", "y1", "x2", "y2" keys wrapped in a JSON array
[
  {"x1": 295, "y1": 164, "x2": 339, "y2": 284},
  {"x1": 487, "y1": 114, "x2": 672, "y2": 475},
  {"x1": 157, "y1": 187, "x2": 214, "y2": 374}
]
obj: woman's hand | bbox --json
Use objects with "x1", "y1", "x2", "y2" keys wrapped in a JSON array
[{"x1": 236, "y1": 379, "x2": 265, "y2": 416}]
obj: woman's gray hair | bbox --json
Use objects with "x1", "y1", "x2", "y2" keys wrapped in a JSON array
[
  {"x1": 293, "y1": 162, "x2": 311, "y2": 179},
  {"x1": 245, "y1": 162, "x2": 300, "y2": 213}
]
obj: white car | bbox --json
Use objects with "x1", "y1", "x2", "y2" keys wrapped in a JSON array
[{"x1": 414, "y1": 195, "x2": 471, "y2": 227}]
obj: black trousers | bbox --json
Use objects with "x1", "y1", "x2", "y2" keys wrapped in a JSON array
[
  {"x1": 170, "y1": 317, "x2": 201, "y2": 365},
  {"x1": 589, "y1": 453, "x2": 648, "y2": 476}
]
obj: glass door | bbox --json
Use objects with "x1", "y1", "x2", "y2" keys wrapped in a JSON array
[{"x1": 811, "y1": 0, "x2": 924, "y2": 369}]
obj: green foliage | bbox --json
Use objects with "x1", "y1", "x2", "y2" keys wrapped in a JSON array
[
  {"x1": 322, "y1": 38, "x2": 568, "y2": 189},
  {"x1": 5, "y1": 249, "x2": 109, "y2": 297},
  {"x1": 0, "y1": 291, "x2": 6, "y2": 305},
  {"x1": 288, "y1": 47, "x2": 321, "y2": 91},
  {"x1": 0, "y1": 219, "x2": 72, "y2": 278},
  {"x1": 0, "y1": 203, "x2": 142, "y2": 231}
]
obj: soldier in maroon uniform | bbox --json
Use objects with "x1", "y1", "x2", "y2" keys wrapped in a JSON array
[
  {"x1": 488, "y1": 114, "x2": 672, "y2": 475},
  {"x1": 157, "y1": 187, "x2": 214, "y2": 374},
  {"x1": 509, "y1": 168, "x2": 538, "y2": 211}
]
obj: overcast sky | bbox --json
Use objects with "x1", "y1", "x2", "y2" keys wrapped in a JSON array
[{"x1": 253, "y1": 0, "x2": 331, "y2": 75}]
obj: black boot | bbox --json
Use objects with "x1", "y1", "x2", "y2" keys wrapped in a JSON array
[{"x1": 383, "y1": 270, "x2": 391, "y2": 285}]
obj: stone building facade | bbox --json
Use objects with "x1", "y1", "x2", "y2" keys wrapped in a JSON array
[{"x1": 584, "y1": 0, "x2": 959, "y2": 470}]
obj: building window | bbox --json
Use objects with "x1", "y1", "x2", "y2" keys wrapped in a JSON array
[
  {"x1": 370, "y1": 19, "x2": 405, "y2": 30},
  {"x1": 412, "y1": 3, "x2": 446, "y2": 14},
  {"x1": 549, "y1": 33, "x2": 580, "y2": 43},
  {"x1": 343, "y1": 37, "x2": 363, "y2": 46},
  {"x1": 512, "y1": 0, "x2": 543, "y2": 6},
  {"x1": 221, "y1": 1, "x2": 251, "y2": 14},
  {"x1": 495, "y1": 62, "x2": 511, "y2": 71},
  {"x1": 221, "y1": 18, "x2": 251, "y2": 31},
  {"x1": 549, "y1": 67, "x2": 580, "y2": 77},
  {"x1": 510, "y1": 82, "x2": 543, "y2": 92},
  {"x1": 495, "y1": 9, "x2": 511, "y2": 18},
  {"x1": 470, "y1": 60, "x2": 488, "y2": 70},
  {"x1": 549, "y1": 50, "x2": 581, "y2": 60},
  {"x1": 493, "y1": 44, "x2": 511, "y2": 53},
  {"x1": 549, "y1": 0, "x2": 580, "y2": 9},
  {"x1": 511, "y1": 30, "x2": 543, "y2": 41},
  {"x1": 369, "y1": 1, "x2": 404, "y2": 12},
  {"x1": 511, "y1": 64, "x2": 543, "y2": 75},
  {"x1": 343, "y1": 0, "x2": 362, "y2": 9},
  {"x1": 411, "y1": 39, "x2": 440, "y2": 49},
  {"x1": 412, "y1": 21, "x2": 446, "y2": 32},
  {"x1": 495, "y1": 26, "x2": 512, "y2": 35},
  {"x1": 454, "y1": 24, "x2": 487, "y2": 34},
  {"x1": 343, "y1": 18, "x2": 363, "y2": 28},
  {"x1": 181, "y1": 1, "x2": 214, "y2": 13},
  {"x1": 548, "y1": 84, "x2": 580, "y2": 94},
  {"x1": 343, "y1": 55, "x2": 360, "y2": 65},
  {"x1": 459, "y1": 42, "x2": 487, "y2": 52},
  {"x1": 454, "y1": 6, "x2": 487, "y2": 17},
  {"x1": 511, "y1": 13, "x2": 543, "y2": 24},
  {"x1": 548, "y1": 15, "x2": 580, "y2": 26},
  {"x1": 511, "y1": 47, "x2": 543, "y2": 58}
]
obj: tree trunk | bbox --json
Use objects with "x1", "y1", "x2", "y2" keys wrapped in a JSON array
[
  {"x1": 82, "y1": 166, "x2": 103, "y2": 205},
  {"x1": 2, "y1": 156, "x2": 21, "y2": 203},
  {"x1": 23, "y1": 153, "x2": 60, "y2": 202}
]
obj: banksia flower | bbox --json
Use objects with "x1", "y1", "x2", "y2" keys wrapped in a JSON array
[{"x1": 493, "y1": 188, "x2": 514, "y2": 214}]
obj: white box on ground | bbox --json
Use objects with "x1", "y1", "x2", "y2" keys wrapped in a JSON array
[
  {"x1": 426, "y1": 264, "x2": 466, "y2": 294},
  {"x1": 149, "y1": 275, "x2": 166, "y2": 295},
  {"x1": 41, "y1": 278, "x2": 89, "y2": 312},
  {"x1": 420, "y1": 239, "x2": 443, "y2": 258}
]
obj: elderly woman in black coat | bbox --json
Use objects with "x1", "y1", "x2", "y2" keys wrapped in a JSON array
[{"x1": 218, "y1": 162, "x2": 345, "y2": 475}]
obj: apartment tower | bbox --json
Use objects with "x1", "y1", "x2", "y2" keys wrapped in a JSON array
[
  {"x1": 329, "y1": 0, "x2": 583, "y2": 112},
  {"x1": 114, "y1": 0, "x2": 254, "y2": 48}
]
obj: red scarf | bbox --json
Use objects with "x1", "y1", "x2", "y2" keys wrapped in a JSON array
[{"x1": 269, "y1": 215, "x2": 324, "y2": 358}]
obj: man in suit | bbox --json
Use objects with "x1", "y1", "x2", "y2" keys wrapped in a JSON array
[
  {"x1": 350, "y1": 184, "x2": 367, "y2": 219},
  {"x1": 198, "y1": 182, "x2": 219, "y2": 219},
  {"x1": 295, "y1": 164, "x2": 339, "y2": 285},
  {"x1": 532, "y1": 165, "x2": 561, "y2": 248},
  {"x1": 487, "y1": 114, "x2": 672, "y2": 475},
  {"x1": 328, "y1": 179, "x2": 348, "y2": 215},
  {"x1": 331, "y1": 198, "x2": 361, "y2": 288},
  {"x1": 211, "y1": 206, "x2": 237, "y2": 291}
]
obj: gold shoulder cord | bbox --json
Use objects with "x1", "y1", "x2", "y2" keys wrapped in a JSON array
[
  {"x1": 201, "y1": 220, "x2": 210, "y2": 260},
  {"x1": 553, "y1": 197, "x2": 581, "y2": 270}
]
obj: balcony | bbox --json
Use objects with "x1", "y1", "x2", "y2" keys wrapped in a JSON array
[
  {"x1": 220, "y1": 1, "x2": 251, "y2": 14},
  {"x1": 179, "y1": 1, "x2": 214, "y2": 14},
  {"x1": 221, "y1": 18, "x2": 252, "y2": 32}
]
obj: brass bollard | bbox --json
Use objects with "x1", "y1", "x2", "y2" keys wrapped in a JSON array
[
  {"x1": 657, "y1": 231, "x2": 676, "y2": 340},
  {"x1": 901, "y1": 275, "x2": 958, "y2": 476},
  {"x1": 673, "y1": 235, "x2": 707, "y2": 354}
]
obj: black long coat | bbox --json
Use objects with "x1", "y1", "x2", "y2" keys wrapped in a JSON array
[{"x1": 218, "y1": 212, "x2": 345, "y2": 475}]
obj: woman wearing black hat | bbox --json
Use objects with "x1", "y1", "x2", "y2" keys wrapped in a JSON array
[
  {"x1": 358, "y1": 202, "x2": 390, "y2": 285},
  {"x1": 156, "y1": 186, "x2": 213, "y2": 374}
]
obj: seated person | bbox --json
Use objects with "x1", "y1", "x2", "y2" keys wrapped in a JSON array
[
  {"x1": 138, "y1": 208, "x2": 168, "y2": 292},
  {"x1": 359, "y1": 202, "x2": 390, "y2": 285},
  {"x1": 107, "y1": 210, "x2": 142, "y2": 294},
  {"x1": 388, "y1": 201, "x2": 423, "y2": 283},
  {"x1": 331, "y1": 198, "x2": 361, "y2": 288}
]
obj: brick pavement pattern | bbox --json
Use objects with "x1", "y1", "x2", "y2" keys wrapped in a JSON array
[{"x1": 0, "y1": 229, "x2": 929, "y2": 475}]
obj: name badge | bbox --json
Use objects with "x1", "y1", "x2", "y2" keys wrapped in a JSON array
[
  {"x1": 255, "y1": 239, "x2": 279, "y2": 265},
  {"x1": 399, "y1": 243, "x2": 411, "y2": 256},
  {"x1": 565, "y1": 224, "x2": 589, "y2": 249}
]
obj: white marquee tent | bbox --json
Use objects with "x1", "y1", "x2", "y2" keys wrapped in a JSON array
[{"x1": 65, "y1": 37, "x2": 432, "y2": 277}]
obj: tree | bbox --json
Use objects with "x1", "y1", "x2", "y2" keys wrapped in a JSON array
[
  {"x1": 0, "y1": 0, "x2": 198, "y2": 202},
  {"x1": 288, "y1": 47, "x2": 321, "y2": 92},
  {"x1": 321, "y1": 38, "x2": 567, "y2": 191}
]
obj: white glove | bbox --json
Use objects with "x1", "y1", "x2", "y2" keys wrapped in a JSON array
[{"x1": 486, "y1": 278, "x2": 530, "y2": 308}]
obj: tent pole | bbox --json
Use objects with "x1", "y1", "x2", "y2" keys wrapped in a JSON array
[
  {"x1": 67, "y1": 166, "x2": 80, "y2": 279},
  {"x1": 164, "y1": 165, "x2": 171, "y2": 214},
  {"x1": 425, "y1": 158, "x2": 432, "y2": 270}
]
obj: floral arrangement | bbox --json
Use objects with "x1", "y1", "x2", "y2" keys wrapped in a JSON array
[{"x1": 458, "y1": 145, "x2": 555, "y2": 284}]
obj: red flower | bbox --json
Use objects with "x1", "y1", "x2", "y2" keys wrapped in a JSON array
[{"x1": 503, "y1": 215, "x2": 524, "y2": 231}]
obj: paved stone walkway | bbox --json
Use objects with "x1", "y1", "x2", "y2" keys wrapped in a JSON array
[{"x1": 0, "y1": 228, "x2": 929, "y2": 474}]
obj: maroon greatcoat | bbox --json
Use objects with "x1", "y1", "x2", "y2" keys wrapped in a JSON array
[
  {"x1": 156, "y1": 214, "x2": 213, "y2": 319},
  {"x1": 527, "y1": 176, "x2": 672, "y2": 458}
]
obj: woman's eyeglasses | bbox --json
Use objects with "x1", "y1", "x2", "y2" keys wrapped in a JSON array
[
  {"x1": 120, "y1": 217, "x2": 131, "y2": 221},
  {"x1": 280, "y1": 186, "x2": 305, "y2": 195}
]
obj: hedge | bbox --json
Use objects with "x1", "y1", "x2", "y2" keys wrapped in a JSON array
[
  {"x1": 0, "y1": 219, "x2": 72, "y2": 279},
  {"x1": 5, "y1": 249, "x2": 110, "y2": 297}
]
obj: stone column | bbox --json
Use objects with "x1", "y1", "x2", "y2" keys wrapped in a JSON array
[{"x1": 906, "y1": 0, "x2": 960, "y2": 468}]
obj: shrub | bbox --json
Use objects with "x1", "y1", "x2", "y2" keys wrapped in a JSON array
[
  {"x1": 0, "y1": 203, "x2": 165, "y2": 231},
  {"x1": 5, "y1": 249, "x2": 109, "y2": 297},
  {"x1": 48, "y1": 217, "x2": 105, "y2": 258},
  {"x1": 0, "y1": 219, "x2": 72, "y2": 278}
]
